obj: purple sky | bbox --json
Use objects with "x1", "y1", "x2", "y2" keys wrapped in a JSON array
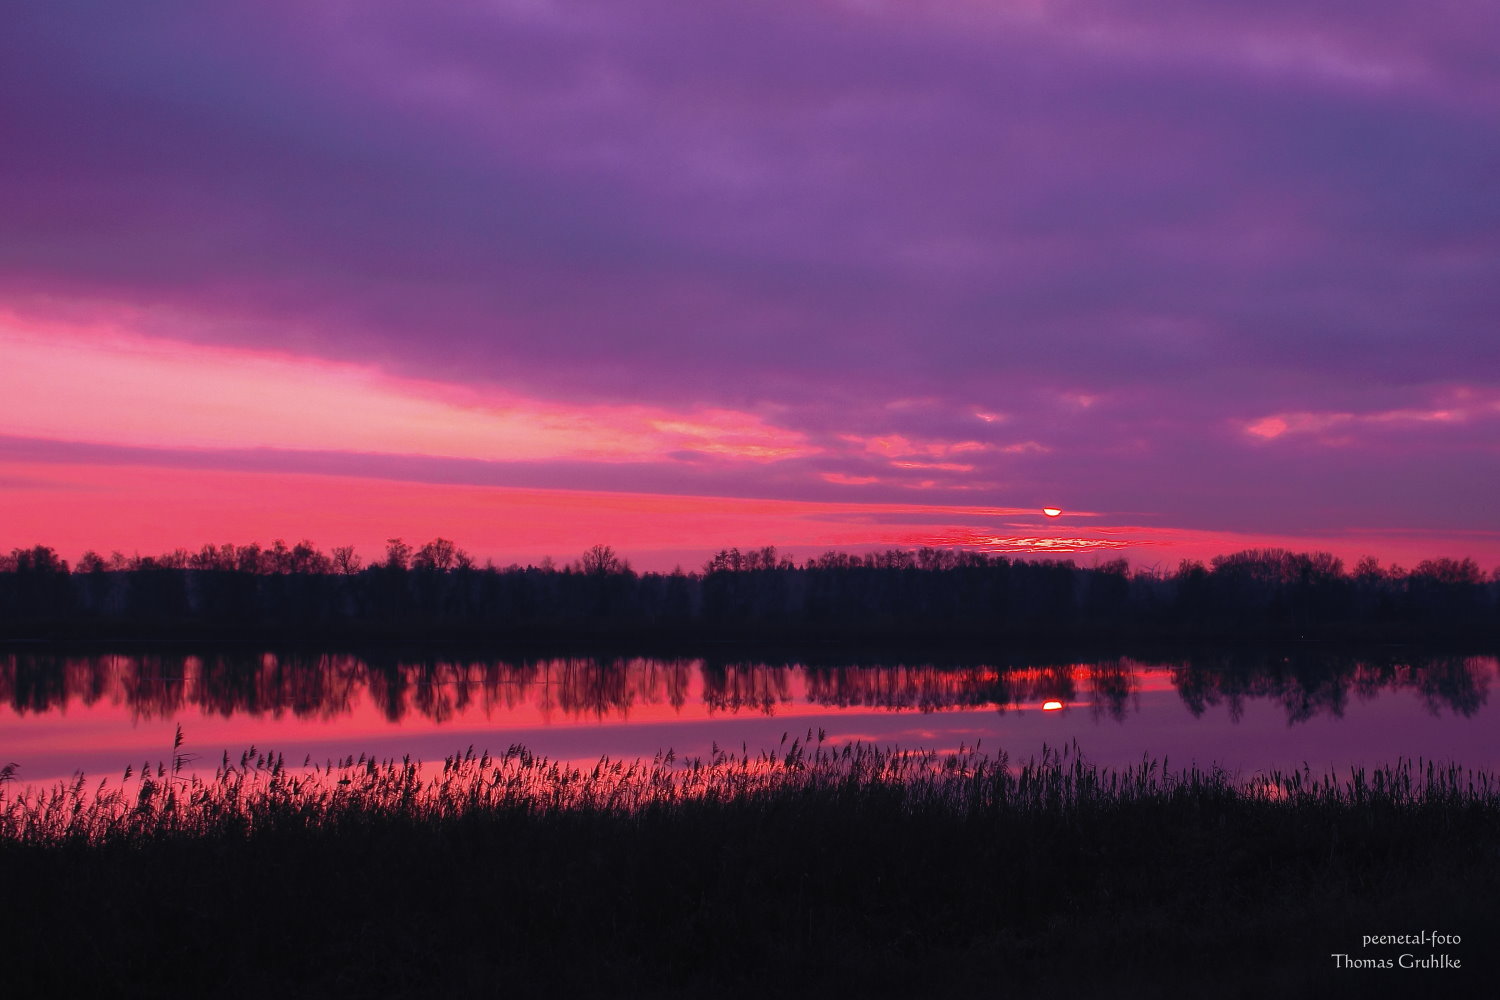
[{"x1": 2, "y1": 1, "x2": 1497, "y2": 568}]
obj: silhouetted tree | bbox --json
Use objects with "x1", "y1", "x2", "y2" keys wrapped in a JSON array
[
  {"x1": 1, "y1": 538, "x2": 1496, "y2": 639},
  {"x1": 581, "y1": 544, "x2": 624, "y2": 576},
  {"x1": 331, "y1": 546, "x2": 362, "y2": 575},
  {"x1": 385, "y1": 538, "x2": 413, "y2": 571},
  {"x1": 414, "y1": 538, "x2": 458, "y2": 572}
]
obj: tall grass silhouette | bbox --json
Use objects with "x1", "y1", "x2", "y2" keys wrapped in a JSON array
[
  {"x1": 5, "y1": 730, "x2": 1496, "y2": 844},
  {"x1": 5, "y1": 733, "x2": 1498, "y2": 997}
]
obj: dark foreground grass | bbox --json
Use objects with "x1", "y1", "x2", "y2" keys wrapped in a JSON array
[{"x1": 4, "y1": 737, "x2": 1498, "y2": 999}]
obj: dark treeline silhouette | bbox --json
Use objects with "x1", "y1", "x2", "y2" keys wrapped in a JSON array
[
  {"x1": 2, "y1": 539, "x2": 1497, "y2": 640},
  {"x1": 0, "y1": 647, "x2": 1490, "y2": 726}
]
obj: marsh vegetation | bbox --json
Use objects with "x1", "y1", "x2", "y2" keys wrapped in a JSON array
[{"x1": 4, "y1": 733, "x2": 1497, "y2": 997}]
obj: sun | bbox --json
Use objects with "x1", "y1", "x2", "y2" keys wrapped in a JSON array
[{"x1": 1042, "y1": 507, "x2": 1062, "y2": 517}]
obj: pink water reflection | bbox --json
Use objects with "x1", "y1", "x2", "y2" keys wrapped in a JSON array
[{"x1": 0, "y1": 650, "x2": 1493, "y2": 787}]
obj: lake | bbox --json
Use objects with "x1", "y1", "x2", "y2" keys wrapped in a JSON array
[{"x1": 2, "y1": 645, "x2": 1494, "y2": 787}]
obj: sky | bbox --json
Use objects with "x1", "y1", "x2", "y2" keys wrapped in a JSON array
[{"x1": 2, "y1": 0, "x2": 1497, "y2": 572}]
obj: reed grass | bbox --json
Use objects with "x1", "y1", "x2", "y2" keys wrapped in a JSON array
[
  {"x1": 4, "y1": 731, "x2": 1497, "y2": 846},
  {"x1": 4, "y1": 734, "x2": 1498, "y2": 998}
]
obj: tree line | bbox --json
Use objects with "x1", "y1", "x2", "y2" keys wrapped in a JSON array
[{"x1": 1, "y1": 539, "x2": 1496, "y2": 640}]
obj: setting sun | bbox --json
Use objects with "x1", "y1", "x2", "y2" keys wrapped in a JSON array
[{"x1": 1043, "y1": 508, "x2": 1063, "y2": 518}]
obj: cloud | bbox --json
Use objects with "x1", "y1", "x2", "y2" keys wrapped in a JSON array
[
  {"x1": 0, "y1": 321, "x2": 820, "y2": 464},
  {"x1": 1241, "y1": 388, "x2": 1500, "y2": 444},
  {"x1": 5, "y1": 2, "x2": 1495, "y2": 398},
  {"x1": 1, "y1": 2, "x2": 1496, "y2": 560}
]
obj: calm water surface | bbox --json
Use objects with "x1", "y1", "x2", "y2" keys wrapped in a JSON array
[{"x1": 1, "y1": 646, "x2": 1495, "y2": 786}]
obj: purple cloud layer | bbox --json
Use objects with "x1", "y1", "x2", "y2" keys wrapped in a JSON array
[{"x1": 2, "y1": 2, "x2": 1497, "y2": 542}]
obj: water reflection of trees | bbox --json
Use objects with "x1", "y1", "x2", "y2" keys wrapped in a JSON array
[
  {"x1": 1171, "y1": 650, "x2": 1492, "y2": 723},
  {"x1": 0, "y1": 649, "x2": 1491, "y2": 726}
]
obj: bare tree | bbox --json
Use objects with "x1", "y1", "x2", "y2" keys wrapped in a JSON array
[
  {"x1": 385, "y1": 538, "x2": 413, "y2": 570},
  {"x1": 331, "y1": 545, "x2": 362, "y2": 575},
  {"x1": 414, "y1": 537, "x2": 458, "y2": 571},
  {"x1": 581, "y1": 544, "x2": 624, "y2": 575}
]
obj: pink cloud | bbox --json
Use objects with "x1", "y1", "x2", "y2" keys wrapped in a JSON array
[
  {"x1": 0, "y1": 458, "x2": 1065, "y2": 570},
  {"x1": 821, "y1": 472, "x2": 880, "y2": 486},
  {"x1": 1241, "y1": 388, "x2": 1500, "y2": 443},
  {"x1": 4, "y1": 453, "x2": 1496, "y2": 572},
  {"x1": 889, "y1": 461, "x2": 976, "y2": 472},
  {"x1": 0, "y1": 318, "x2": 818, "y2": 465},
  {"x1": 839, "y1": 432, "x2": 993, "y2": 459}
]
